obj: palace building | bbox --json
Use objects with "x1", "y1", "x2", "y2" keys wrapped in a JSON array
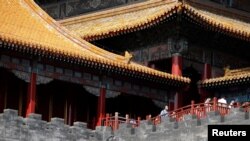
[
  {"x1": 53, "y1": 0, "x2": 250, "y2": 106},
  {"x1": 0, "y1": 0, "x2": 190, "y2": 128},
  {"x1": 0, "y1": 0, "x2": 250, "y2": 129}
]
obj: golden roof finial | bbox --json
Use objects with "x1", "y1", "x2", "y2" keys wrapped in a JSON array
[{"x1": 124, "y1": 51, "x2": 133, "y2": 64}]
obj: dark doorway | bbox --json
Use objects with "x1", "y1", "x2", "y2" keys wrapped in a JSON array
[
  {"x1": 182, "y1": 65, "x2": 201, "y2": 106},
  {"x1": 36, "y1": 80, "x2": 98, "y2": 126},
  {"x1": 106, "y1": 93, "x2": 162, "y2": 119},
  {"x1": 0, "y1": 68, "x2": 27, "y2": 116}
]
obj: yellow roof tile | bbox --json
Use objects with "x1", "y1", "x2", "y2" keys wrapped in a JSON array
[
  {"x1": 60, "y1": 0, "x2": 250, "y2": 41},
  {"x1": 200, "y1": 67, "x2": 250, "y2": 87},
  {"x1": 0, "y1": 0, "x2": 190, "y2": 85},
  {"x1": 184, "y1": 4, "x2": 250, "y2": 40},
  {"x1": 60, "y1": 0, "x2": 180, "y2": 41}
]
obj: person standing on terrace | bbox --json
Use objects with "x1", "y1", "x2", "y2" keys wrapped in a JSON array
[
  {"x1": 228, "y1": 100, "x2": 236, "y2": 108},
  {"x1": 218, "y1": 96, "x2": 227, "y2": 107},
  {"x1": 204, "y1": 98, "x2": 211, "y2": 112},
  {"x1": 160, "y1": 105, "x2": 169, "y2": 117}
]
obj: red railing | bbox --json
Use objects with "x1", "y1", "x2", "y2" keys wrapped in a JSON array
[
  {"x1": 149, "y1": 97, "x2": 238, "y2": 125},
  {"x1": 101, "y1": 112, "x2": 140, "y2": 131},
  {"x1": 98, "y1": 98, "x2": 250, "y2": 130}
]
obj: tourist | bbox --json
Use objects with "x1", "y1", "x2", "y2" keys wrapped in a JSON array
[
  {"x1": 160, "y1": 105, "x2": 169, "y2": 117},
  {"x1": 218, "y1": 96, "x2": 227, "y2": 107},
  {"x1": 204, "y1": 98, "x2": 211, "y2": 105},
  {"x1": 228, "y1": 100, "x2": 235, "y2": 109},
  {"x1": 242, "y1": 101, "x2": 250, "y2": 108},
  {"x1": 204, "y1": 98, "x2": 211, "y2": 112}
]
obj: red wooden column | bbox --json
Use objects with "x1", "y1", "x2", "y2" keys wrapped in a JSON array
[
  {"x1": 26, "y1": 72, "x2": 37, "y2": 117},
  {"x1": 172, "y1": 53, "x2": 182, "y2": 76},
  {"x1": 203, "y1": 63, "x2": 211, "y2": 80},
  {"x1": 172, "y1": 53, "x2": 183, "y2": 110},
  {"x1": 200, "y1": 63, "x2": 212, "y2": 102},
  {"x1": 96, "y1": 85, "x2": 106, "y2": 126}
]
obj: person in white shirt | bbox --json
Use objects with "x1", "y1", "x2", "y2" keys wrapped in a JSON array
[
  {"x1": 204, "y1": 98, "x2": 211, "y2": 112},
  {"x1": 218, "y1": 97, "x2": 227, "y2": 107},
  {"x1": 228, "y1": 100, "x2": 235, "y2": 109},
  {"x1": 160, "y1": 105, "x2": 169, "y2": 117}
]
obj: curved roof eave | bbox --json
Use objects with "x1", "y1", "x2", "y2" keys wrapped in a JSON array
[
  {"x1": 0, "y1": 0, "x2": 190, "y2": 85},
  {"x1": 59, "y1": 0, "x2": 250, "y2": 42},
  {"x1": 199, "y1": 67, "x2": 250, "y2": 89},
  {"x1": 59, "y1": 0, "x2": 181, "y2": 41}
]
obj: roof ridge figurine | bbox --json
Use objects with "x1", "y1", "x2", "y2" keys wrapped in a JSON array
[{"x1": 124, "y1": 51, "x2": 133, "y2": 64}]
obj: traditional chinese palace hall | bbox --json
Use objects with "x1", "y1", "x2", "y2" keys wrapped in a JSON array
[{"x1": 0, "y1": 0, "x2": 250, "y2": 128}]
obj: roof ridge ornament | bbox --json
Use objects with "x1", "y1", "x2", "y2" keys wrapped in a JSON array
[
  {"x1": 124, "y1": 51, "x2": 133, "y2": 64},
  {"x1": 177, "y1": 2, "x2": 184, "y2": 15}
]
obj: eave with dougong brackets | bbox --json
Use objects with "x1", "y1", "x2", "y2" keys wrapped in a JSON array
[
  {"x1": 0, "y1": 0, "x2": 190, "y2": 87},
  {"x1": 60, "y1": 0, "x2": 250, "y2": 42},
  {"x1": 199, "y1": 67, "x2": 250, "y2": 89}
]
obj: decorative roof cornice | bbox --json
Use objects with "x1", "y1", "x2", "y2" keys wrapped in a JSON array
[{"x1": 199, "y1": 67, "x2": 250, "y2": 89}]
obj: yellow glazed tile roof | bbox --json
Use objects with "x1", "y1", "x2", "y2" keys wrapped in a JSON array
[
  {"x1": 200, "y1": 67, "x2": 250, "y2": 88},
  {"x1": 0, "y1": 0, "x2": 190, "y2": 85},
  {"x1": 60, "y1": 0, "x2": 250, "y2": 41},
  {"x1": 183, "y1": 4, "x2": 250, "y2": 41},
  {"x1": 60, "y1": 0, "x2": 180, "y2": 41}
]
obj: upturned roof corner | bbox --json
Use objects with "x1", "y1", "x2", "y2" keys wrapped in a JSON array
[
  {"x1": 0, "y1": 0, "x2": 190, "y2": 86},
  {"x1": 59, "y1": 0, "x2": 250, "y2": 42}
]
